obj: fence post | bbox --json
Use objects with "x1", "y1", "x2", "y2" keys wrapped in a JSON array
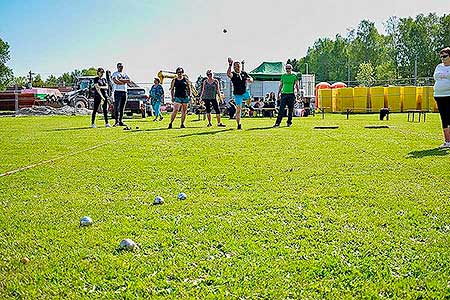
[{"x1": 14, "y1": 84, "x2": 19, "y2": 115}]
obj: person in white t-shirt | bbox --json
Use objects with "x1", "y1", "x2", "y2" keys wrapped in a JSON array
[
  {"x1": 111, "y1": 62, "x2": 131, "y2": 126},
  {"x1": 433, "y1": 47, "x2": 450, "y2": 148}
]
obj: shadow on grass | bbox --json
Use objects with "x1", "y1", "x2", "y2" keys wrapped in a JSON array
[
  {"x1": 46, "y1": 127, "x2": 93, "y2": 132},
  {"x1": 246, "y1": 126, "x2": 275, "y2": 131},
  {"x1": 406, "y1": 148, "x2": 449, "y2": 158},
  {"x1": 178, "y1": 128, "x2": 232, "y2": 138}
]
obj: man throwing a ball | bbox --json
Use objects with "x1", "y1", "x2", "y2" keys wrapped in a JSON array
[{"x1": 227, "y1": 57, "x2": 253, "y2": 130}]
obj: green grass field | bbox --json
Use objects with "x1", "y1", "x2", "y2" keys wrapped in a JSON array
[{"x1": 1, "y1": 113, "x2": 449, "y2": 299}]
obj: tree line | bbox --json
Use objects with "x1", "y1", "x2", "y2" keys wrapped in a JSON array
[
  {"x1": 287, "y1": 13, "x2": 450, "y2": 86},
  {"x1": 1, "y1": 13, "x2": 449, "y2": 91}
]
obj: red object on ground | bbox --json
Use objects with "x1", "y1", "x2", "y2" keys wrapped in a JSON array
[{"x1": 331, "y1": 82, "x2": 347, "y2": 89}]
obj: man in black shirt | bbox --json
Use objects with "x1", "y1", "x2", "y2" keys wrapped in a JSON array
[
  {"x1": 91, "y1": 67, "x2": 110, "y2": 128},
  {"x1": 227, "y1": 57, "x2": 253, "y2": 130}
]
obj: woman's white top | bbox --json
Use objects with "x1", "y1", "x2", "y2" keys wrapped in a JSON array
[{"x1": 433, "y1": 63, "x2": 450, "y2": 97}]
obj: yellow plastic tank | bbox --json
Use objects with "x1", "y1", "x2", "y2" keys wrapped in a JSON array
[
  {"x1": 403, "y1": 86, "x2": 417, "y2": 111},
  {"x1": 416, "y1": 87, "x2": 424, "y2": 110},
  {"x1": 353, "y1": 87, "x2": 368, "y2": 111},
  {"x1": 369, "y1": 87, "x2": 386, "y2": 112},
  {"x1": 335, "y1": 88, "x2": 353, "y2": 112},
  {"x1": 386, "y1": 87, "x2": 402, "y2": 112},
  {"x1": 317, "y1": 89, "x2": 333, "y2": 111},
  {"x1": 421, "y1": 86, "x2": 434, "y2": 111},
  {"x1": 332, "y1": 89, "x2": 338, "y2": 112}
]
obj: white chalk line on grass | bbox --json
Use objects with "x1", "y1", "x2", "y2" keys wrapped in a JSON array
[{"x1": 0, "y1": 134, "x2": 132, "y2": 178}]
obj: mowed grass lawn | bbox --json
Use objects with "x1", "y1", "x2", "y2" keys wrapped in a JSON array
[{"x1": 0, "y1": 113, "x2": 449, "y2": 299}]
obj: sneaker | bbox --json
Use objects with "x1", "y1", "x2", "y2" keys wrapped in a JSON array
[
  {"x1": 207, "y1": 123, "x2": 212, "y2": 127},
  {"x1": 105, "y1": 124, "x2": 111, "y2": 128},
  {"x1": 168, "y1": 123, "x2": 172, "y2": 129},
  {"x1": 273, "y1": 124, "x2": 280, "y2": 128},
  {"x1": 218, "y1": 123, "x2": 226, "y2": 127},
  {"x1": 180, "y1": 124, "x2": 186, "y2": 128},
  {"x1": 287, "y1": 123, "x2": 292, "y2": 127},
  {"x1": 113, "y1": 122, "x2": 120, "y2": 127},
  {"x1": 91, "y1": 124, "x2": 96, "y2": 128},
  {"x1": 153, "y1": 118, "x2": 158, "y2": 122},
  {"x1": 439, "y1": 142, "x2": 450, "y2": 148},
  {"x1": 159, "y1": 116, "x2": 164, "y2": 121},
  {"x1": 237, "y1": 124, "x2": 242, "y2": 130},
  {"x1": 118, "y1": 122, "x2": 126, "y2": 127}
]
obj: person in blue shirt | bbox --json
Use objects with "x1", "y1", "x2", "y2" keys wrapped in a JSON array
[{"x1": 149, "y1": 78, "x2": 164, "y2": 121}]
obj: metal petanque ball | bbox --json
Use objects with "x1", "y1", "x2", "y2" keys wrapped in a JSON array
[
  {"x1": 153, "y1": 196, "x2": 164, "y2": 205},
  {"x1": 178, "y1": 193, "x2": 187, "y2": 200},
  {"x1": 223, "y1": 29, "x2": 228, "y2": 33},
  {"x1": 119, "y1": 238, "x2": 137, "y2": 251},
  {"x1": 80, "y1": 216, "x2": 93, "y2": 227}
]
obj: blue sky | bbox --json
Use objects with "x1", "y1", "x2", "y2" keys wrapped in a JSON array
[{"x1": 1, "y1": 0, "x2": 448, "y2": 83}]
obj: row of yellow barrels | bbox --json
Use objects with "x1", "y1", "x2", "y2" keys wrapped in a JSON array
[{"x1": 317, "y1": 86, "x2": 437, "y2": 113}]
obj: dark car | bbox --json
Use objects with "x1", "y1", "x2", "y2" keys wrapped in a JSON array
[{"x1": 110, "y1": 87, "x2": 150, "y2": 118}]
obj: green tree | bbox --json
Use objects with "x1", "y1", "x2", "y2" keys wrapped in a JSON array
[
  {"x1": 45, "y1": 75, "x2": 58, "y2": 87},
  {"x1": 32, "y1": 74, "x2": 44, "y2": 87},
  {"x1": 57, "y1": 72, "x2": 75, "y2": 86},
  {"x1": 0, "y1": 37, "x2": 13, "y2": 91},
  {"x1": 356, "y1": 62, "x2": 375, "y2": 87},
  {"x1": 82, "y1": 67, "x2": 97, "y2": 76},
  {"x1": 14, "y1": 76, "x2": 28, "y2": 88}
]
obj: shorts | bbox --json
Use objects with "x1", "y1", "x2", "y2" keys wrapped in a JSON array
[
  {"x1": 174, "y1": 97, "x2": 190, "y2": 104},
  {"x1": 234, "y1": 91, "x2": 251, "y2": 106}
]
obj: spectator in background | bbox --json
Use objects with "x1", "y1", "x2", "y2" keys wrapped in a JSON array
[
  {"x1": 273, "y1": 64, "x2": 300, "y2": 127},
  {"x1": 227, "y1": 57, "x2": 253, "y2": 130},
  {"x1": 200, "y1": 70, "x2": 226, "y2": 127},
  {"x1": 111, "y1": 62, "x2": 131, "y2": 126},
  {"x1": 227, "y1": 99, "x2": 237, "y2": 119},
  {"x1": 434, "y1": 47, "x2": 450, "y2": 148},
  {"x1": 168, "y1": 67, "x2": 191, "y2": 129},
  {"x1": 91, "y1": 67, "x2": 110, "y2": 128},
  {"x1": 149, "y1": 78, "x2": 164, "y2": 121}
]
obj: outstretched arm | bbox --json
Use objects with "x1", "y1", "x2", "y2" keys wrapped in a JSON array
[{"x1": 227, "y1": 57, "x2": 233, "y2": 79}]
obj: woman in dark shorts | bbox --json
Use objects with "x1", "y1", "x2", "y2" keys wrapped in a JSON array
[
  {"x1": 91, "y1": 67, "x2": 110, "y2": 128},
  {"x1": 434, "y1": 47, "x2": 450, "y2": 148},
  {"x1": 200, "y1": 70, "x2": 226, "y2": 127},
  {"x1": 168, "y1": 67, "x2": 191, "y2": 129}
]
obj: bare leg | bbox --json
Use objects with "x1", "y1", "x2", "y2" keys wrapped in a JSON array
[
  {"x1": 236, "y1": 105, "x2": 241, "y2": 125},
  {"x1": 180, "y1": 103, "x2": 188, "y2": 126},
  {"x1": 170, "y1": 103, "x2": 180, "y2": 124},
  {"x1": 207, "y1": 113, "x2": 212, "y2": 125},
  {"x1": 444, "y1": 127, "x2": 450, "y2": 142},
  {"x1": 216, "y1": 113, "x2": 222, "y2": 125}
]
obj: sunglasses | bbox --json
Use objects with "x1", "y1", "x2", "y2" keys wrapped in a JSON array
[
  {"x1": 207, "y1": 73, "x2": 212, "y2": 76},
  {"x1": 440, "y1": 55, "x2": 449, "y2": 59}
]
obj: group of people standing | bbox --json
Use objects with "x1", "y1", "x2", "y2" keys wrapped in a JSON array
[
  {"x1": 90, "y1": 49, "x2": 450, "y2": 149},
  {"x1": 91, "y1": 58, "x2": 299, "y2": 131},
  {"x1": 91, "y1": 62, "x2": 130, "y2": 128}
]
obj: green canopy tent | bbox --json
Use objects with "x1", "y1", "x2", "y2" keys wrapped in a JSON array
[{"x1": 249, "y1": 62, "x2": 299, "y2": 81}]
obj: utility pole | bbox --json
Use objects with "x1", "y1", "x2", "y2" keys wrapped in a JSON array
[
  {"x1": 28, "y1": 70, "x2": 35, "y2": 88},
  {"x1": 414, "y1": 55, "x2": 418, "y2": 86},
  {"x1": 347, "y1": 65, "x2": 351, "y2": 87}
]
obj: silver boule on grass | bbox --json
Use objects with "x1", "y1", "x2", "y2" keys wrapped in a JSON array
[
  {"x1": 119, "y1": 238, "x2": 138, "y2": 251},
  {"x1": 178, "y1": 192, "x2": 187, "y2": 200},
  {"x1": 153, "y1": 196, "x2": 164, "y2": 205},
  {"x1": 80, "y1": 216, "x2": 93, "y2": 227}
]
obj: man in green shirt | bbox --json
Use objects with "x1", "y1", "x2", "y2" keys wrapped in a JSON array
[{"x1": 274, "y1": 64, "x2": 300, "y2": 127}]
